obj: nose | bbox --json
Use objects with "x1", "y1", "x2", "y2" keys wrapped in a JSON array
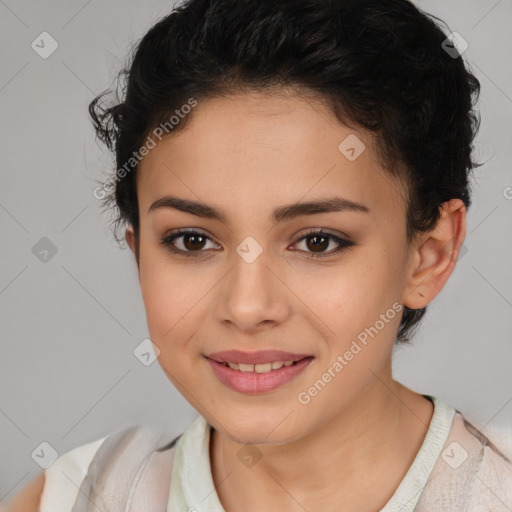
[{"x1": 213, "y1": 248, "x2": 291, "y2": 333}]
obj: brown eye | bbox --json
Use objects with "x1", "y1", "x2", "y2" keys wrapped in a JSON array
[
  {"x1": 293, "y1": 229, "x2": 355, "y2": 259},
  {"x1": 160, "y1": 229, "x2": 219, "y2": 257},
  {"x1": 159, "y1": 228, "x2": 355, "y2": 259},
  {"x1": 305, "y1": 233, "x2": 330, "y2": 253},
  {"x1": 180, "y1": 232, "x2": 207, "y2": 251}
]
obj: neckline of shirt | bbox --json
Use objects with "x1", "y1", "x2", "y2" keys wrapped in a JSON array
[{"x1": 168, "y1": 394, "x2": 456, "y2": 512}]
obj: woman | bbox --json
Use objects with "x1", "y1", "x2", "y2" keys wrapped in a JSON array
[{"x1": 5, "y1": 0, "x2": 511, "y2": 510}]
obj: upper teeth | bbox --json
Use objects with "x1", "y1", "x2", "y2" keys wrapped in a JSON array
[{"x1": 223, "y1": 360, "x2": 297, "y2": 373}]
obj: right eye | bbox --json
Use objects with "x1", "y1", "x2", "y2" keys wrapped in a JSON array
[{"x1": 160, "y1": 229, "x2": 220, "y2": 258}]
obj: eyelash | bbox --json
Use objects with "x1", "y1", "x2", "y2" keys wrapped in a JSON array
[{"x1": 159, "y1": 228, "x2": 355, "y2": 259}]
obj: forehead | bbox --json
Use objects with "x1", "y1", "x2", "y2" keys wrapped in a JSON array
[{"x1": 137, "y1": 90, "x2": 407, "y2": 226}]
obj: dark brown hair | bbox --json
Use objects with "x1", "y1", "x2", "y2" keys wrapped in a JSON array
[{"x1": 89, "y1": 0, "x2": 482, "y2": 344}]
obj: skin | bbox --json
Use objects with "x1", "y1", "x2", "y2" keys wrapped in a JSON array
[
  {"x1": 2, "y1": 472, "x2": 44, "y2": 511},
  {"x1": 124, "y1": 87, "x2": 466, "y2": 512}
]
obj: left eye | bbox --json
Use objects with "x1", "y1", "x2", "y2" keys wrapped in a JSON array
[
  {"x1": 293, "y1": 229, "x2": 354, "y2": 258},
  {"x1": 160, "y1": 229, "x2": 354, "y2": 259}
]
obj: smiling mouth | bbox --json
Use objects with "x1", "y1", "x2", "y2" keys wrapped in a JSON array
[
  {"x1": 215, "y1": 359, "x2": 305, "y2": 373},
  {"x1": 206, "y1": 355, "x2": 313, "y2": 374},
  {"x1": 205, "y1": 355, "x2": 314, "y2": 394}
]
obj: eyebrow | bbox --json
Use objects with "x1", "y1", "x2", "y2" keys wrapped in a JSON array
[{"x1": 148, "y1": 195, "x2": 370, "y2": 223}]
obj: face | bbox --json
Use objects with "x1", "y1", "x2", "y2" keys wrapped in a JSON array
[{"x1": 127, "y1": 88, "x2": 418, "y2": 445}]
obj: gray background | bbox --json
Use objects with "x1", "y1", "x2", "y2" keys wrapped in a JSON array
[{"x1": 0, "y1": 0, "x2": 511, "y2": 501}]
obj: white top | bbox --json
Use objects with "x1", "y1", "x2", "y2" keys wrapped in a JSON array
[
  {"x1": 38, "y1": 436, "x2": 107, "y2": 512},
  {"x1": 166, "y1": 395, "x2": 452, "y2": 511},
  {"x1": 38, "y1": 395, "x2": 512, "y2": 511}
]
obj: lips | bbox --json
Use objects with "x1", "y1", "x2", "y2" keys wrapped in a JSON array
[
  {"x1": 205, "y1": 349, "x2": 312, "y2": 365},
  {"x1": 206, "y1": 355, "x2": 314, "y2": 394}
]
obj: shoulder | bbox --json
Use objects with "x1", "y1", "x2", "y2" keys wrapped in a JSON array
[
  {"x1": 417, "y1": 409, "x2": 512, "y2": 511},
  {"x1": 43, "y1": 422, "x2": 179, "y2": 512},
  {"x1": 1, "y1": 422, "x2": 183, "y2": 512},
  {"x1": 41, "y1": 434, "x2": 109, "y2": 512},
  {"x1": 463, "y1": 418, "x2": 512, "y2": 510},
  {"x1": 1, "y1": 432, "x2": 111, "y2": 512}
]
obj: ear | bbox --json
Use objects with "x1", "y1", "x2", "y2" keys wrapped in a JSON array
[
  {"x1": 125, "y1": 225, "x2": 139, "y2": 269},
  {"x1": 403, "y1": 198, "x2": 466, "y2": 309}
]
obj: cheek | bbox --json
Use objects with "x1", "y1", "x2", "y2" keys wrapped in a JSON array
[
  {"x1": 292, "y1": 270, "x2": 401, "y2": 413},
  {"x1": 138, "y1": 255, "x2": 206, "y2": 351},
  {"x1": 299, "y1": 255, "x2": 393, "y2": 322},
  {"x1": 298, "y1": 252, "x2": 402, "y2": 359},
  {"x1": 139, "y1": 267, "x2": 209, "y2": 395}
]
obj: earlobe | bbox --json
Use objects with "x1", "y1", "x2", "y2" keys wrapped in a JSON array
[
  {"x1": 126, "y1": 225, "x2": 135, "y2": 252},
  {"x1": 125, "y1": 225, "x2": 140, "y2": 268},
  {"x1": 403, "y1": 199, "x2": 466, "y2": 310}
]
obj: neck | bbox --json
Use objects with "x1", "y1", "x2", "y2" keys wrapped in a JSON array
[{"x1": 209, "y1": 365, "x2": 434, "y2": 512}]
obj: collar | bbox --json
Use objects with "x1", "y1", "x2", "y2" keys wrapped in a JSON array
[{"x1": 167, "y1": 394, "x2": 456, "y2": 512}]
